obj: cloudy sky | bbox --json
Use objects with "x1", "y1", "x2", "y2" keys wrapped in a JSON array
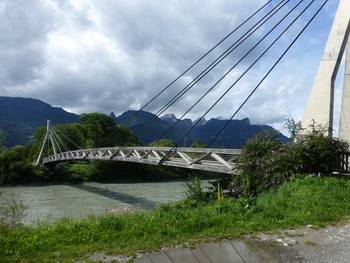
[{"x1": 0, "y1": 0, "x2": 344, "y2": 135}]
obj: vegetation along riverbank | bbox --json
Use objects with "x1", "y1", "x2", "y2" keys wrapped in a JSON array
[
  {"x1": 1, "y1": 120, "x2": 350, "y2": 262},
  {"x1": 1, "y1": 175, "x2": 350, "y2": 262}
]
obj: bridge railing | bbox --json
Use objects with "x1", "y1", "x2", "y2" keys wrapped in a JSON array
[
  {"x1": 334, "y1": 152, "x2": 350, "y2": 173},
  {"x1": 42, "y1": 146, "x2": 242, "y2": 174}
]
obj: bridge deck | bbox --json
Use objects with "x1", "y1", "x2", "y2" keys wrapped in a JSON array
[{"x1": 42, "y1": 147, "x2": 242, "y2": 174}]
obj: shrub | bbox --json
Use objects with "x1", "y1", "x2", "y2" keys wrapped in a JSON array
[
  {"x1": 294, "y1": 124, "x2": 348, "y2": 175},
  {"x1": 184, "y1": 176, "x2": 211, "y2": 205},
  {"x1": 232, "y1": 125, "x2": 349, "y2": 196},
  {"x1": 0, "y1": 192, "x2": 28, "y2": 230}
]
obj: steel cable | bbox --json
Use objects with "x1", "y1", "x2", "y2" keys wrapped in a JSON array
[
  {"x1": 159, "y1": 0, "x2": 325, "y2": 163},
  {"x1": 110, "y1": 0, "x2": 287, "y2": 152},
  {"x1": 207, "y1": 0, "x2": 330, "y2": 147}
]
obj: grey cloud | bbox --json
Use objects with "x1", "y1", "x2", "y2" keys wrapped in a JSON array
[{"x1": 0, "y1": 0, "x2": 340, "y2": 133}]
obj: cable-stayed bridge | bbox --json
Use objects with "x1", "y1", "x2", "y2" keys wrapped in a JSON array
[{"x1": 37, "y1": 0, "x2": 350, "y2": 174}]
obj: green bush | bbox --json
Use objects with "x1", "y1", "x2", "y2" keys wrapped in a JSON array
[
  {"x1": 0, "y1": 192, "x2": 28, "y2": 230},
  {"x1": 184, "y1": 176, "x2": 211, "y2": 205},
  {"x1": 294, "y1": 124, "x2": 348, "y2": 174},
  {"x1": 232, "y1": 125, "x2": 349, "y2": 196}
]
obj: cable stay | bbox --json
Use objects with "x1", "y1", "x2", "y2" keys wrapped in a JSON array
[
  {"x1": 153, "y1": 0, "x2": 303, "y2": 149},
  {"x1": 36, "y1": 121, "x2": 81, "y2": 165},
  {"x1": 208, "y1": 0, "x2": 330, "y2": 147},
  {"x1": 101, "y1": 0, "x2": 275, "y2": 150},
  {"x1": 108, "y1": 0, "x2": 288, "y2": 157},
  {"x1": 158, "y1": 0, "x2": 329, "y2": 163}
]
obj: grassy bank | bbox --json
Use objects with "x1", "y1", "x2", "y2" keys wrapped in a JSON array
[{"x1": 1, "y1": 175, "x2": 350, "y2": 262}]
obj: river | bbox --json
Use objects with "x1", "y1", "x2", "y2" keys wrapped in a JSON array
[{"x1": 0, "y1": 180, "x2": 211, "y2": 224}]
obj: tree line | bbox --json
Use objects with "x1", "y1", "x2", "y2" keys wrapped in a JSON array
[{"x1": 0, "y1": 113, "x2": 210, "y2": 185}]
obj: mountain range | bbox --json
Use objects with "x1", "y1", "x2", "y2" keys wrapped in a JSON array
[{"x1": 0, "y1": 96, "x2": 290, "y2": 148}]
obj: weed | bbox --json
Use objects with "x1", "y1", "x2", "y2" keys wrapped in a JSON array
[
  {"x1": 184, "y1": 176, "x2": 210, "y2": 205},
  {"x1": 0, "y1": 192, "x2": 28, "y2": 230},
  {"x1": 304, "y1": 241, "x2": 319, "y2": 246}
]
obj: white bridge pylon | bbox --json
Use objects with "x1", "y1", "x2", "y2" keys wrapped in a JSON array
[
  {"x1": 301, "y1": 0, "x2": 350, "y2": 139},
  {"x1": 36, "y1": 120, "x2": 57, "y2": 166}
]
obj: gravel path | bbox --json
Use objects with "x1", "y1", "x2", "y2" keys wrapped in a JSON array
[
  {"x1": 80, "y1": 218, "x2": 350, "y2": 262},
  {"x1": 254, "y1": 218, "x2": 350, "y2": 262}
]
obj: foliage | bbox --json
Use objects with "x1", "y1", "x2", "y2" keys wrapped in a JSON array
[
  {"x1": 79, "y1": 114, "x2": 141, "y2": 148},
  {"x1": 233, "y1": 125, "x2": 349, "y2": 196},
  {"x1": 1, "y1": 176, "x2": 350, "y2": 262},
  {"x1": 0, "y1": 148, "x2": 33, "y2": 184},
  {"x1": 80, "y1": 113, "x2": 120, "y2": 148},
  {"x1": 0, "y1": 128, "x2": 6, "y2": 150},
  {"x1": 294, "y1": 123, "x2": 348, "y2": 174},
  {"x1": 283, "y1": 118, "x2": 301, "y2": 140},
  {"x1": 117, "y1": 125, "x2": 143, "y2": 146},
  {"x1": 233, "y1": 129, "x2": 292, "y2": 196},
  {"x1": 191, "y1": 139, "x2": 208, "y2": 148},
  {"x1": 183, "y1": 176, "x2": 211, "y2": 205},
  {"x1": 54, "y1": 123, "x2": 85, "y2": 150},
  {"x1": 0, "y1": 143, "x2": 57, "y2": 185},
  {"x1": 0, "y1": 192, "x2": 28, "y2": 230},
  {"x1": 149, "y1": 139, "x2": 175, "y2": 147}
]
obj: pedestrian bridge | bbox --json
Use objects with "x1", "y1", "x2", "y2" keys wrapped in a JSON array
[{"x1": 42, "y1": 146, "x2": 241, "y2": 174}]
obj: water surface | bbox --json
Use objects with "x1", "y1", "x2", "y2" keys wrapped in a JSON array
[{"x1": 0, "y1": 181, "x2": 202, "y2": 224}]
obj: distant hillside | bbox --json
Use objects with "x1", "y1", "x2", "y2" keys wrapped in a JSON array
[
  {"x1": 0, "y1": 96, "x2": 80, "y2": 147},
  {"x1": 190, "y1": 118, "x2": 289, "y2": 148},
  {"x1": 0, "y1": 96, "x2": 290, "y2": 148},
  {"x1": 112, "y1": 110, "x2": 290, "y2": 147},
  {"x1": 112, "y1": 110, "x2": 186, "y2": 145}
]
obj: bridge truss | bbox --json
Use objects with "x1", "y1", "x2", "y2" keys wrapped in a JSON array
[{"x1": 42, "y1": 146, "x2": 241, "y2": 174}]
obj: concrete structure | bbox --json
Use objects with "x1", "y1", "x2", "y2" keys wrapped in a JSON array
[
  {"x1": 339, "y1": 38, "x2": 350, "y2": 141},
  {"x1": 301, "y1": 0, "x2": 350, "y2": 137}
]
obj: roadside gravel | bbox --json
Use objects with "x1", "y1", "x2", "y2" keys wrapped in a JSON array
[{"x1": 254, "y1": 218, "x2": 350, "y2": 262}]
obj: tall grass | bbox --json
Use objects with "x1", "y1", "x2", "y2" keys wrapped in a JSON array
[{"x1": 1, "y1": 175, "x2": 350, "y2": 262}]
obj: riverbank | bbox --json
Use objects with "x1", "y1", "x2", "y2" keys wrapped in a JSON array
[{"x1": 1, "y1": 175, "x2": 350, "y2": 262}]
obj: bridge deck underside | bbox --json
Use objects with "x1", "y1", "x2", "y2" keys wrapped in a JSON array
[{"x1": 43, "y1": 147, "x2": 241, "y2": 174}]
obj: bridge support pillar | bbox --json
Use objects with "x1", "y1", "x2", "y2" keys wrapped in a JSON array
[
  {"x1": 36, "y1": 120, "x2": 55, "y2": 166},
  {"x1": 301, "y1": 0, "x2": 350, "y2": 136},
  {"x1": 339, "y1": 38, "x2": 350, "y2": 141}
]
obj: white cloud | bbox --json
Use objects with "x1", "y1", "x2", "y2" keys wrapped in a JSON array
[{"x1": 0, "y1": 0, "x2": 343, "y2": 134}]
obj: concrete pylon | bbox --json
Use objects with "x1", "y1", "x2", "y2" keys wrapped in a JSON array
[
  {"x1": 339, "y1": 38, "x2": 350, "y2": 141},
  {"x1": 301, "y1": 0, "x2": 350, "y2": 136}
]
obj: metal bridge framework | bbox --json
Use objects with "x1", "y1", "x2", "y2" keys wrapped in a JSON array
[{"x1": 42, "y1": 146, "x2": 241, "y2": 174}]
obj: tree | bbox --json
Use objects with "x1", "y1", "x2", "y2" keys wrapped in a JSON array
[
  {"x1": 80, "y1": 113, "x2": 119, "y2": 148},
  {"x1": 191, "y1": 139, "x2": 208, "y2": 148},
  {"x1": 80, "y1": 113, "x2": 141, "y2": 148},
  {"x1": 283, "y1": 118, "x2": 301, "y2": 140},
  {"x1": 55, "y1": 123, "x2": 84, "y2": 150},
  {"x1": 149, "y1": 139, "x2": 175, "y2": 147}
]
